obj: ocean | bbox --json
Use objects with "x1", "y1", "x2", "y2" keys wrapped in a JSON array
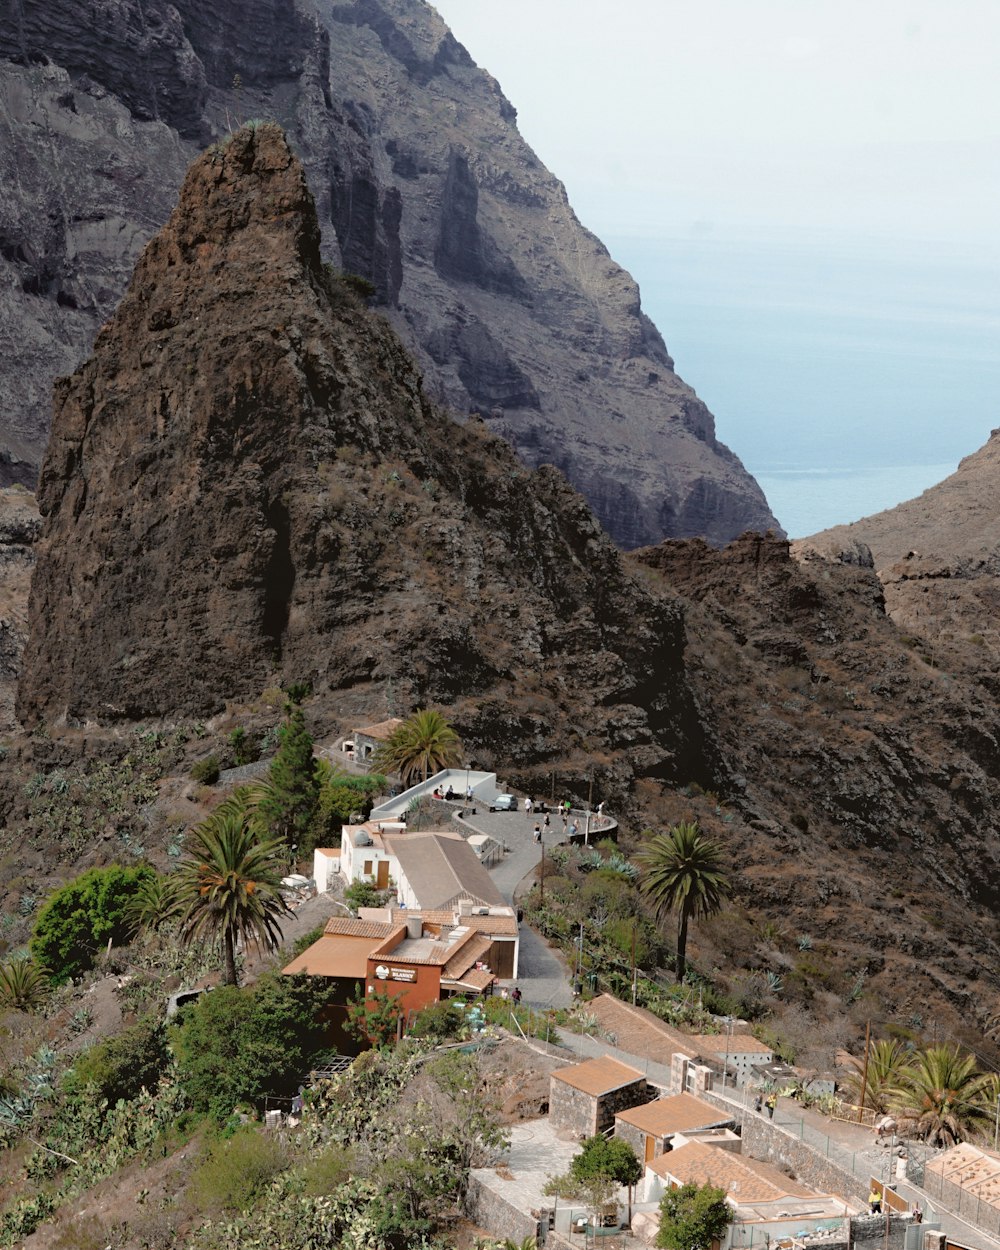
[{"x1": 604, "y1": 230, "x2": 1000, "y2": 539}]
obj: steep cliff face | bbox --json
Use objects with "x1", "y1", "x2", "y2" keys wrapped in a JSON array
[
  {"x1": 0, "y1": 0, "x2": 779, "y2": 546},
  {"x1": 795, "y1": 431, "x2": 1000, "y2": 677},
  {"x1": 635, "y1": 533, "x2": 1000, "y2": 1052},
  {"x1": 17, "y1": 126, "x2": 705, "y2": 793}
]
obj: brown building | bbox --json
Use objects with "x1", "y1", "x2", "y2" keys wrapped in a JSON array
[
  {"x1": 615, "y1": 1093, "x2": 735, "y2": 1164},
  {"x1": 549, "y1": 1057, "x2": 649, "y2": 1137}
]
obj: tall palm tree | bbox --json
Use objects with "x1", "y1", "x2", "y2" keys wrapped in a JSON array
[
  {"x1": 892, "y1": 1044, "x2": 993, "y2": 1147},
  {"x1": 637, "y1": 821, "x2": 729, "y2": 983},
  {"x1": 842, "y1": 1037, "x2": 911, "y2": 1116},
  {"x1": 374, "y1": 709, "x2": 462, "y2": 786},
  {"x1": 175, "y1": 803, "x2": 291, "y2": 986}
]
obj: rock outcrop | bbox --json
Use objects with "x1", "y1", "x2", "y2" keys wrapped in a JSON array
[
  {"x1": 795, "y1": 430, "x2": 1000, "y2": 673},
  {"x1": 17, "y1": 125, "x2": 705, "y2": 795},
  {"x1": 0, "y1": 0, "x2": 779, "y2": 547}
]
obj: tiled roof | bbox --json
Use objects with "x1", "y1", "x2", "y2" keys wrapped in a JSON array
[
  {"x1": 354, "y1": 718, "x2": 403, "y2": 741},
  {"x1": 283, "y1": 932, "x2": 388, "y2": 979},
  {"x1": 690, "y1": 1033, "x2": 773, "y2": 1056},
  {"x1": 384, "y1": 831, "x2": 506, "y2": 911},
  {"x1": 391, "y1": 908, "x2": 519, "y2": 937},
  {"x1": 586, "y1": 995, "x2": 698, "y2": 1061},
  {"x1": 323, "y1": 917, "x2": 400, "y2": 940},
  {"x1": 648, "y1": 1140, "x2": 815, "y2": 1202},
  {"x1": 552, "y1": 1057, "x2": 645, "y2": 1096},
  {"x1": 615, "y1": 1093, "x2": 733, "y2": 1135},
  {"x1": 315, "y1": 847, "x2": 340, "y2": 858},
  {"x1": 446, "y1": 966, "x2": 495, "y2": 991},
  {"x1": 445, "y1": 933, "x2": 493, "y2": 977}
]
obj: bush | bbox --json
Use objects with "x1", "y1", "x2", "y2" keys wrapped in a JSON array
[
  {"x1": 189, "y1": 1126, "x2": 291, "y2": 1212},
  {"x1": 172, "y1": 973, "x2": 338, "y2": 1120},
  {"x1": 191, "y1": 755, "x2": 221, "y2": 785},
  {"x1": 30, "y1": 864, "x2": 156, "y2": 982},
  {"x1": 66, "y1": 1014, "x2": 169, "y2": 1105},
  {"x1": 408, "y1": 999, "x2": 467, "y2": 1041},
  {"x1": 344, "y1": 880, "x2": 390, "y2": 912}
]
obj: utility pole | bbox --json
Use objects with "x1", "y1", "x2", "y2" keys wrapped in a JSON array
[
  {"x1": 539, "y1": 838, "x2": 545, "y2": 904},
  {"x1": 631, "y1": 924, "x2": 638, "y2": 1006},
  {"x1": 858, "y1": 1019, "x2": 871, "y2": 1123}
]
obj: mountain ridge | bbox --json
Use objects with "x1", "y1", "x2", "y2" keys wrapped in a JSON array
[{"x1": 0, "y1": 0, "x2": 779, "y2": 547}]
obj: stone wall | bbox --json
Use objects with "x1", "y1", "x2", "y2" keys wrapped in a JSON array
[
  {"x1": 549, "y1": 1076, "x2": 649, "y2": 1137},
  {"x1": 615, "y1": 1118, "x2": 647, "y2": 1158},
  {"x1": 466, "y1": 1173, "x2": 540, "y2": 1245},
  {"x1": 696, "y1": 1089, "x2": 870, "y2": 1203}
]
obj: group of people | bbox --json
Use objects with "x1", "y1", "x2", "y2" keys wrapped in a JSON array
[
  {"x1": 498, "y1": 985, "x2": 522, "y2": 1004},
  {"x1": 753, "y1": 1092, "x2": 778, "y2": 1119}
]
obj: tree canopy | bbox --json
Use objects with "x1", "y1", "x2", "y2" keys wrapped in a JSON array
[
  {"x1": 374, "y1": 709, "x2": 462, "y2": 786},
  {"x1": 175, "y1": 802, "x2": 290, "y2": 985},
  {"x1": 570, "y1": 1135, "x2": 642, "y2": 1188},
  {"x1": 30, "y1": 863, "x2": 156, "y2": 983},
  {"x1": 638, "y1": 821, "x2": 729, "y2": 982},
  {"x1": 656, "y1": 1181, "x2": 733, "y2": 1250}
]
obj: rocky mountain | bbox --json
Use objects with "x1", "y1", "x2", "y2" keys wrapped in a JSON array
[
  {"x1": 796, "y1": 430, "x2": 1000, "y2": 674},
  {"x1": 15, "y1": 125, "x2": 1000, "y2": 1059},
  {"x1": 0, "y1": 0, "x2": 779, "y2": 548},
  {"x1": 17, "y1": 123, "x2": 706, "y2": 797}
]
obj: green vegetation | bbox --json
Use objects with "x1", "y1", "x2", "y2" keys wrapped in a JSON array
[
  {"x1": 309, "y1": 759, "x2": 385, "y2": 852},
  {"x1": 344, "y1": 879, "x2": 392, "y2": 912},
  {"x1": 30, "y1": 864, "x2": 156, "y2": 983},
  {"x1": 842, "y1": 1037, "x2": 910, "y2": 1115},
  {"x1": 255, "y1": 705, "x2": 320, "y2": 847},
  {"x1": 374, "y1": 708, "x2": 462, "y2": 785},
  {"x1": 171, "y1": 973, "x2": 337, "y2": 1121},
  {"x1": 892, "y1": 1044, "x2": 993, "y2": 1147},
  {"x1": 65, "y1": 1014, "x2": 169, "y2": 1106},
  {"x1": 656, "y1": 1181, "x2": 733, "y2": 1250},
  {"x1": 176, "y1": 802, "x2": 290, "y2": 985},
  {"x1": 0, "y1": 956, "x2": 51, "y2": 1011},
  {"x1": 344, "y1": 983, "x2": 404, "y2": 1048},
  {"x1": 191, "y1": 755, "x2": 221, "y2": 784},
  {"x1": 638, "y1": 820, "x2": 729, "y2": 982}
]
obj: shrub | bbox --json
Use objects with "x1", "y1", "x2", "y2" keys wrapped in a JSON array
[
  {"x1": 30, "y1": 864, "x2": 156, "y2": 982},
  {"x1": 172, "y1": 973, "x2": 338, "y2": 1120},
  {"x1": 344, "y1": 880, "x2": 390, "y2": 912},
  {"x1": 66, "y1": 1015, "x2": 169, "y2": 1105},
  {"x1": 189, "y1": 1126, "x2": 291, "y2": 1212},
  {"x1": 408, "y1": 999, "x2": 468, "y2": 1041},
  {"x1": 0, "y1": 956, "x2": 51, "y2": 1010},
  {"x1": 191, "y1": 755, "x2": 221, "y2": 785}
]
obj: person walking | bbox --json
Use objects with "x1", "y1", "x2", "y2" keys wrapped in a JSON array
[
  {"x1": 543, "y1": 812, "x2": 551, "y2": 833},
  {"x1": 533, "y1": 823, "x2": 542, "y2": 843},
  {"x1": 868, "y1": 1187, "x2": 882, "y2": 1215},
  {"x1": 524, "y1": 797, "x2": 533, "y2": 818},
  {"x1": 753, "y1": 1093, "x2": 763, "y2": 1114},
  {"x1": 765, "y1": 1093, "x2": 776, "y2": 1120}
]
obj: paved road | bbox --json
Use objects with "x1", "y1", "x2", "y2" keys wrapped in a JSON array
[{"x1": 457, "y1": 807, "x2": 574, "y2": 1007}]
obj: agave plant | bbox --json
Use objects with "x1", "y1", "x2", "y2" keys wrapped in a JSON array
[{"x1": 0, "y1": 957, "x2": 51, "y2": 1012}]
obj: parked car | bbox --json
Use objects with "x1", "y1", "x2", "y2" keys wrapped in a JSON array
[{"x1": 489, "y1": 794, "x2": 518, "y2": 812}]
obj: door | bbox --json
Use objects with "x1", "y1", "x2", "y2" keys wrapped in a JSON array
[
  {"x1": 645, "y1": 1133, "x2": 655, "y2": 1163},
  {"x1": 377, "y1": 860, "x2": 389, "y2": 889}
]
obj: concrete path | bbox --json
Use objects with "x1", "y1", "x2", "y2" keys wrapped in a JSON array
[{"x1": 459, "y1": 808, "x2": 574, "y2": 1007}]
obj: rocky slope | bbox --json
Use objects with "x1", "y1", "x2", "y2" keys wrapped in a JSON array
[
  {"x1": 17, "y1": 124, "x2": 706, "y2": 796},
  {"x1": 15, "y1": 126, "x2": 1000, "y2": 1059},
  {"x1": 0, "y1": 0, "x2": 778, "y2": 547},
  {"x1": 795, "y1": 431, "x2": 1000, "y2": 673}
]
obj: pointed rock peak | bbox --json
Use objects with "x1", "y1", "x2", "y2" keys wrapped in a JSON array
[{"x1": 167, "y1": 122, "x2": 320, "y2": 266}]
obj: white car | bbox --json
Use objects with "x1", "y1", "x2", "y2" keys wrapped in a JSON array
[{"x1": 489, "y1": 794, "x2": 518, "y2": 812}]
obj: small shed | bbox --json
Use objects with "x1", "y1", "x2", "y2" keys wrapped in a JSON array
[
  {"x1": 549, "y1": 1056, "x2": 648, "y2": 1137},
  {"x1": 615, "y1": 1092, "x2": 735, "y2": 1163}
]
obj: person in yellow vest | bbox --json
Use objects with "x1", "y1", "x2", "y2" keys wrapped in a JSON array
[{"x1": 869, "y1": 1187, "x2": 882, "y2": 1214}]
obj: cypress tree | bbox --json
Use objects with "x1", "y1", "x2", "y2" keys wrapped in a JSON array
[{"x1": 258, "y1": 705, "x2": 320, "y2": 849}]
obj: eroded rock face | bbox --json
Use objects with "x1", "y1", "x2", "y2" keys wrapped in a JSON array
[
  {"x1": 17, "y1": 127, "x2": 704, "y2": 800},
  {"x1": 0, "y1": 0, "x2": 779, "y2": 547}
]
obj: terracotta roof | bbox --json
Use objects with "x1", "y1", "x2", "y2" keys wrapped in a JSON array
[
  {"x1": 586, "y1": 994, "x2": 698, "y2": 1061},
  {"x1": 323, "y1": 917, "x2": 401, "y2": 940},
  {"x1": 384, "y1": 831, "x2": 506, "y2": 911},
  {"x1": 445, "y1": 933, "x2": 493, "y2": 977},
  {"x1": 283, "y1": 932, "x2": 388, "y2": 979},
  {"x1": 690, "y1": 1032, "x2": 773, "y2": 1056},
  {"x1": 615, "y1": 1093, "x2": 733, "y2": 1135},
  {"x1": 315, "y1": 848, "x2": 340, "y2": 858},
  {"x1": 648, "y1": 1140, "x2": 815, "y2": 1203},
  {"x1": 445, "y1": 967, "x2": 495, "y2": 991},
  {"x1": 552, "y1": 1057, "x2": 646, "y2": 1096},
  {"x1": 354, "y1": 718, "x2": 403, "y2": 741}
]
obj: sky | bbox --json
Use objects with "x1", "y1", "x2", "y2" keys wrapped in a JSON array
[{"x1": 429, "y1": 2, "x2": 1000, "y2": 533}]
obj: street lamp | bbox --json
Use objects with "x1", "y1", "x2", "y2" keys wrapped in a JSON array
[{"x1": 722, "y1": 1016, "x2": 735, "y2": 1090}]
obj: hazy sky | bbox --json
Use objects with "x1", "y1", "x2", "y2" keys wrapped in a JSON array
[
  {"x1": 431, "y1": 1, "x2": 1000, "y2": 247},
  {"x1": 429, "y1": 3, "x2": 1000, "y2": 532}
]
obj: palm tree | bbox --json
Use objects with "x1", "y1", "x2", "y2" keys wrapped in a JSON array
[
  {"x1": 892, "y1": 1044, "x2": 993, "y2": 1147},
  {"x1": 637, "y1": 821, "x2": 729, "y2": 983},
  {"x1": 175, "y1": 802, "x2": 291, "y2": 986},
  {"x1": 0, "y1": 957, "x2": 51, "y2": 1011},
  {"x1": 124, "y1": 872, "x2": 181, "y2": 937},
  {"x1": 374, "y1": 709, "x2": 462, "y2": 786},
  {"x1": 842, "y1": 1037, "x2": 911, "y2": 1116}
]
